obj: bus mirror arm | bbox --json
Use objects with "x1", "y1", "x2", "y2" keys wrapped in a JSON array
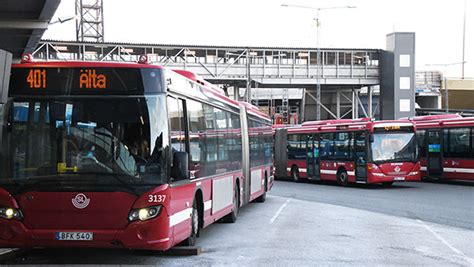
[{"x1": 171, "y1": 151, "x2": 189, "y2": 180}]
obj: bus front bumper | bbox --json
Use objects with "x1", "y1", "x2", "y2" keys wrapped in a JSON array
[
  {"x1": 0, "y1": 214, "x2": 173, "y2": 251},
  {"x1": 368, "y1": 171, "x2": 421, "y2": 183}
]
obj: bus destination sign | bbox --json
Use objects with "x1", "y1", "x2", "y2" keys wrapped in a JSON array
[
  {"x1": 9, "y1": 67, "x2": 164, "y2": 96},
  {"x1": 25, "y1": 69, "x2": 107, "y2": 90},
  {"x1": 79, "y1": 69, "x2": 107, "y2": 89}
]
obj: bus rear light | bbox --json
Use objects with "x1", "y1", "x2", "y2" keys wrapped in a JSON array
[
  {"x1": 21, "y1": 54, "x2": 34, "y2": 63},
  {"x1": 138, "y1": 54, "x2": 150, "y2": 64},
  {"x1": 0, "y1": 206, "x2": 23, "y2": 221},
  {"x1": 128, "y1": 206, "x2": 161, "y2": 222}
]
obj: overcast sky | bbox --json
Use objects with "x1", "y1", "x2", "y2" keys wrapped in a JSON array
[{"x1": 44, "y1": 0, "x2": 473, "y2": 78}]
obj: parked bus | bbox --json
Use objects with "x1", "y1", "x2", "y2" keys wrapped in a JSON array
[
  {"x1": 410, "y1": 114, "x2": 474, "y2": 180},
  {"x1": 0, "y1": 57, "x2": 273, "y2": 251},
  {"x1": 274, "y1": 118, "x2": 421, "y2": 186}
]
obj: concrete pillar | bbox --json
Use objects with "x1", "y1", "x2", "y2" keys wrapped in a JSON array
[
  {"x1": 233, "y1": 86, "x2": 239, "y2": 101},
  {"x1": 368, "y1": 86, "x2": 373, "y2": 118},
  {"x1": 380, "y1": 32, "x2": 416, "y2": 119},
  {"x1": 0, "y1": 49, "x2": 13, "y2": 147}
]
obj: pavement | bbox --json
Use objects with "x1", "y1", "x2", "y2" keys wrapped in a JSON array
[
  {"x1": 1, "y1": 184, "x2": 473, "y2": 266},
  {"x1": 271, "y1": 180, "x2": 474, "y2": 230}
]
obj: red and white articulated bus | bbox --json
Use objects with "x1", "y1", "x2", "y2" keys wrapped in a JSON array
[
  {"x1": 0, "y1": 58, "x2": 273, "y2": 250},
  {"x1": 274, "y1": 118, "x2": 421, "y2": 186},
  {"x1": 409, "y1": 114, "x2": 474, "y2": 180}
]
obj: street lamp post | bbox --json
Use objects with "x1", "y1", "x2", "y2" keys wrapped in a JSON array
[
  {"x1": 281, "y1": 4, "x2": 356, "y2": 120},
  {"x1": 462, "y1": 0, "x2": 467, "y2": 79}
]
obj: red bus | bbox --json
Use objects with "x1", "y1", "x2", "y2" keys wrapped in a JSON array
[
  {"x1": 410, "y1": 114, "x2": 474, "y2": 180},
  {"x1": 274, "y1": 118, "x2": 421, "y2": 186},
  {"x1": 0, "y1": 58, "x2": 273, "y2": 250}
]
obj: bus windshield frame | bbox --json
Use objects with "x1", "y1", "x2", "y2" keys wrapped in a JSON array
[
  {"x1": 0, "y1": 95, "x2": 171, "y2": 193},
  {"x1": 370, "y1": 131, "x2": 418, "y2": 163}
]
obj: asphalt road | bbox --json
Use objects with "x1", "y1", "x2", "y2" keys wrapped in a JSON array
[
  {"x1": 2, "y1": 180, "x2": 473, "y2": 266},
  {"x1": 271, "y1": 179, "x2": 474, "y2": 230}
]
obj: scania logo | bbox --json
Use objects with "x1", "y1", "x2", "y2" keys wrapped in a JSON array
[
  {"x1": 394, "y1": 166, "x2": 401, "y2": 173},
  {"x1": 72, "y1": 193, "x2": 90, "y2": 209}
]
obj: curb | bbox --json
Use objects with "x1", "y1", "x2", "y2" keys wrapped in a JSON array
[{"x1": 0, "y1": 248, "x2": 27, "y2": 263}]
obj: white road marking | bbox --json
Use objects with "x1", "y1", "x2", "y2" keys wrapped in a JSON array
[
  {"x1": 270, "y1": 198, "x2": 292, "y2": 224},
  {"x1": 416, "y1": 219, "x2": 474, "y2": 266}
]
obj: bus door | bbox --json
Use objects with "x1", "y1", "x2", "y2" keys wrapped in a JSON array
[
  {"x1": 427, "y1": 130, "x2": 443, "y2": 176},
  {"x1": 354, "y1": 132, "x2": 368, "y2": 182},
  {"x1": 306, "y1": 134, "x2": 320, "y2": 179}
]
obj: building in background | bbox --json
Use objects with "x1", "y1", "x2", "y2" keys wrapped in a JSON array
[{"x1": 442, "y1": 79, "x2": 474, "y2": 110}]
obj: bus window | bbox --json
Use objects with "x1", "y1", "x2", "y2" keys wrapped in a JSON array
[
  {"x1": 334, "y1": 132, "x2": 350, "y2": 160},
  {"x1": 288, "y1": 134, "x2": 300, "y2": 160},
  {"x1": 355, "y1": 132, "x2": 367, "y2": 163},
  {"x1": 187, "y1": 99, "x2": 205, "y2": 178},
  {"x1": 417, "y1": 129, "x2": 426, "y2": 157},
  {"x1": 320, "y1": 133, "x2": 334, "y2": 159},
  {"x1": 446, "y1": 128, "x2": 471, "y2": 158},
  {"x1": 168, "y1": 97, "x2": 186, "y2": 153}
]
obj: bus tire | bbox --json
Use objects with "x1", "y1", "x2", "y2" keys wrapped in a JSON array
[
  {"x1": 291, "y1": 166, "x2": 300, "y2": 182},
  {"x1": 256, "y1": 176, "x2": 267, "y2": 203},
  {"x1": 222, "y1": 185, "x2": 239, "y2": 223},
  {"x1": 337, "y1": 169, "x2": 349, "y2": 187},
  {"x1": 182, "y1": 199, "x2": 199, "y2": 246},
  {"x1": 382, "y1": 182, "x2": 394, "y2": 187}
]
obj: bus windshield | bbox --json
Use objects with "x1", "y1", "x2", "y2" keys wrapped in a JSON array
[
  {"x1": 0, "y1": 96, "x2": 169, "y2": 191},
  {"x1": 371, "y1": 132, "x2": 417, "y2": 162}
]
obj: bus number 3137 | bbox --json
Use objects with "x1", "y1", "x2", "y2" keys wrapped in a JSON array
[{"x1": 148, "y1": 195, "x2": 166, "y2": 203}]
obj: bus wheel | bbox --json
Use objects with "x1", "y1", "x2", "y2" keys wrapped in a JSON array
[
  {"x1": 183, "y1": 199, "x2": 199, "y2": 246},
  {"x1": 337, "y1": 170, "x2": 349, "y2": 187},
  {"x1": 382, "y1": 182, "x2": 394, "y2": 187},
  {"x1": 256, "y1": 177, "x2": 267, "y2": 203},
  {"x1": 223, "y1": 185, "x2": 239, "y2": 223},
  {"x1": 291, "y1": 166, "x2": 300, "y2": 182}
]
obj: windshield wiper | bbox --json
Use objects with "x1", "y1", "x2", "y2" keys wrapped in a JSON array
[
  {"x1": 69, "y1": 172, "x2": 140, "y2": 195},
  {"x1": 12, "y1": 176, "x2": 65, "y2": 194},
  {"x1": 10, "y1": 173, "x2": 140, "y2": 195}
]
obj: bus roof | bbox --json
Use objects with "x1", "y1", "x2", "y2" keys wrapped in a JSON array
[
  {"x1": 403, "y1": 114, "x2": 462, "y2": 122},
  {"x1": 172, "y1": 69, "x2": 270, "y2": 121},
  {"x1": 412, "y1": 116, "x2": 474, "y2": 129},
  {"x1": 12, "y1": 60, "x2": 271, "y2": 122},
  {"x1": 288, "y1": 119, "x2": 414, "y2": 134}
]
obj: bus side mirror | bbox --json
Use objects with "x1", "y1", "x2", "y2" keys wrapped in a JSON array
[
  {"x1": 171, "y1": 151, "x2": 189, "y2": 180},
  {"x1": 369, "y1": 134, "x2": 374, "y2": 143}
]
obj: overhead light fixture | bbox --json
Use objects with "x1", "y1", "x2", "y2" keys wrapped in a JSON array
[
  {"x1": 121, "y1": 48, "x2": 134, "y2": 53},
  {"x1": 54, "y1": 46, "x2": 68, "y2": 52}
]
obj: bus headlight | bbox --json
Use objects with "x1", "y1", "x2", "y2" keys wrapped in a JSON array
[
  {"x1": 0, "y1": 206, "x2": 23, "y2": 220},
  {"x1": 128, "y1": 206, "x2": 161, "y2": 222}
]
